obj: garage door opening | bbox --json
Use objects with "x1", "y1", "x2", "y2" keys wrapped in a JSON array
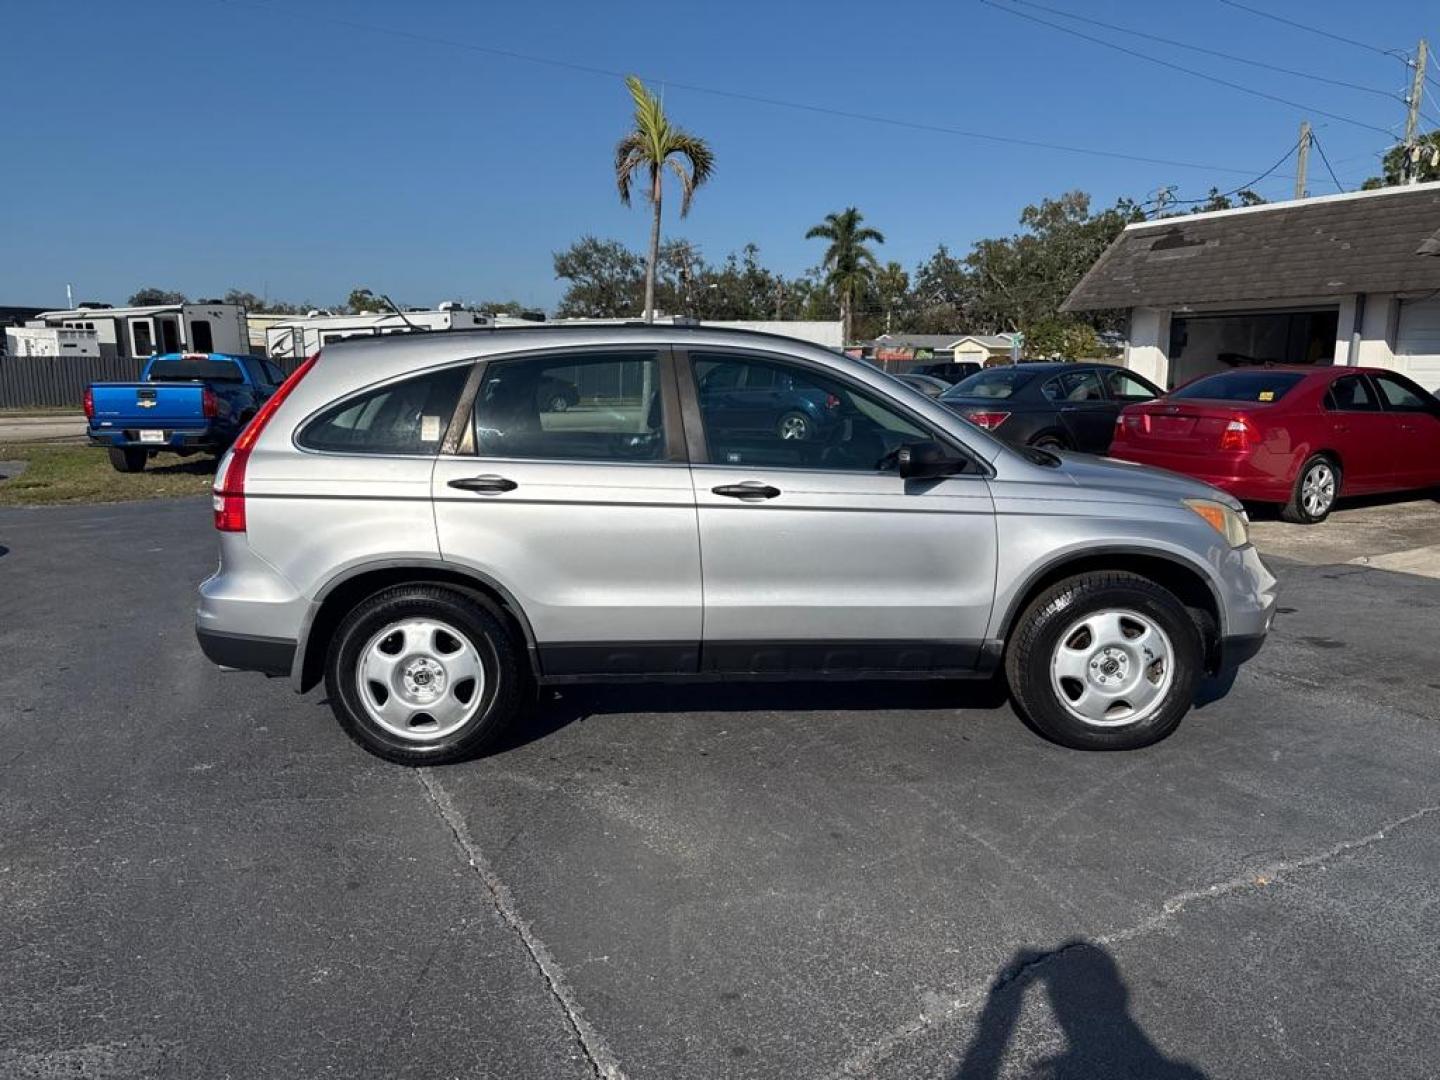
[{"x1": 1166, "y1": 308, "x2": 1338, "y2": 389}]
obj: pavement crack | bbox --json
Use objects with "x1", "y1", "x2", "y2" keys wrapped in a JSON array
[
  {"x1": 415, "y1": 769, "x2": 627, "y2": 1080},
  {"x1": 827, "y1": 802, "x2": 1440, "y2": 1079}
]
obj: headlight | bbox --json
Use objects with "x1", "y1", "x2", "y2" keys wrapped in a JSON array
[{"x1": 1183, "y1": 498, "x2": 1249, "y2": 547}]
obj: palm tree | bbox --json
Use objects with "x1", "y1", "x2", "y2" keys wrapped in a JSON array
[
  {"x1": 615, "y1": 75, "x2": 715, "y2": 323},
  {"x1": 806, "y1": 208, "x2": 885, "y2": 345}
]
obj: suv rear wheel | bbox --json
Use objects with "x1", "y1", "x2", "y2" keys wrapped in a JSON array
[
  {"x1": 1005, "y1": 571, "x2": 1203, "y2": 750},
  {"x1": 325, "y1": 584, "x2": 525, "y2": 765}
]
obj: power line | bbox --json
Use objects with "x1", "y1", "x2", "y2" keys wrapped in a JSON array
[
  {"x1": 1217, "y1": 0, "x2": 1406, "y2": 60},
  {"x1": 982, "y1": 0, "x2": 1395, "y2": 136},
  {"x1": 998, "y1": 0, "x2": 1399, "y2": 99},
  {"x1": 216, "y1": 0, "x2": 1317, "y2": 182},
  {"x1": 1146, "y1": 139, "x2": 1301, "y2": 212},
  {"x1": 1309, "y1": 133, "x2": 1348, "y2": 191}
]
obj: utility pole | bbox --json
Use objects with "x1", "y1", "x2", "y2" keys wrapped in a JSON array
[
  {"x1": 1294, "y1": 120, "x2": 1311, "y2": 199},
  {"x1": 1403, "y1": 39, "x2": 1429, "y2": 184}
]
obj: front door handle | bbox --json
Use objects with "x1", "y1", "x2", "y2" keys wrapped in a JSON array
[
  {"x1": 448, "y1": 474, "x2": 517, "y2": 494},
  {"x1": 712, "y1": 482, "x2": 781, "y2": 500}
]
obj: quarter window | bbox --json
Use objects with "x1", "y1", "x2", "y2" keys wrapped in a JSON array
[
  {"x1": 299, "y1": 365, "x2": 468, "y2": 454},
  {"x1": 471, "y1": 352, "x2": 665, "y2": 462},
  {"x1": 691, "y1": 352, "x2": 928, "y2": 472}
]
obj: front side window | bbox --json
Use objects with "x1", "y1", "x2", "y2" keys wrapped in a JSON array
[
  {"x1": 1373, "y1": 372, "x2": 1433, "y2": 412},
  {"x1": 471, "y1": 352, "x2": 665, "y2": 462},
  {"x1": 692, "y1": 352, "x2": 927, "y2": 471},
  {"x1": 1324, "y1": 375, "x2": 1379, "y2": 412},
  {"x1": 299, "y1": 364, "x2": 468, "y2": 454},
  {"x1": 1105, "y1": 370, "x2": 1159, "y2": 402}
]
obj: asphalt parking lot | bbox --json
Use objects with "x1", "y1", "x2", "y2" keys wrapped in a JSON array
[{"x1": 2, "y1": 494, "x2": 1439, "y2": 1079}]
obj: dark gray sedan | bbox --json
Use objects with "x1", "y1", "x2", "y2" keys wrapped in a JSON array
[{"x1": 939, "y1": 362, "x2": 1163, "y2": 453}]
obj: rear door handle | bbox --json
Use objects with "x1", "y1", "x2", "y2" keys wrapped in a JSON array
[
  {"x1": 712, "y1": 482, "x2": 781, "y2": 500},
  {"x1": 448, "y1": 474, "x2": 517, "y2": 494}
]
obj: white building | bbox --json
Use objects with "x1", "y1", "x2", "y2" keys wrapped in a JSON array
[
  {"x1": 1064, "y1": 182, "x2": 1440, "y2": 391},
  {"x1": 262, "y1": 305, "x2": 499, "y2": 359},
  {"x1": 31, "y1": 302, "x2": 247, "y2": 361},
  {"x1": 4, "y1": 325, "x2": 101, "y2": 358}
]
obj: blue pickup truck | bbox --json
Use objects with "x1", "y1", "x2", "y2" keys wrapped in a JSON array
[{"x1": 85, "y1": 352, "x2": 285, "y2": 472}]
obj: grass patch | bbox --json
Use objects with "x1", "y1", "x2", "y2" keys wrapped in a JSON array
[
  {"x1": 0, "y1": 443, "x2": 214, "y2": 506},
  {"x1": 0, "y1": 405, "x2": 82, "y2": 417}
]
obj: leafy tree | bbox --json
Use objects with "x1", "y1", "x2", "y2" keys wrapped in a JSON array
[
  {"x1": 872, "y1": 261, "x2": 910, "y2": 335},
  {"x1": 554, "y1": 236, "x2": 646, "y2": 317},
  {"x1": 1197, "y1": 187, "x2": 1266, "y2": 211},
  {"x1": 615, "y1": 75, "x2": 715, "y2": 322},
  {"x1": 345, "y1": 287, "x2": 380, "y2": 313},
  {"x1": 805, "y1": 207, "x2": 885, "y2": 345},
  {"x1": 473, "y1": 299, "x2": 528, "y2": 317},
  {"x1": 1021, "y1": 317, "x2": 1100, "y2": 360},
  {"x1": 908, "y1": 244, "x2": 974, "y2": 334},
  {"x1": 1361, "y1": 133, "x2": 1440, "y2": 188},
  {"x1": 223, "y1": 289, "x2": 302, "y2": 314},
  {"x1": 128, "y1": 287, "x2": 187, "y2": 306}
]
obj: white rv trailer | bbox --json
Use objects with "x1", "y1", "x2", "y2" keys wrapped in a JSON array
[
  {"x1": 263, "y1": 306, "x2": 497, "y2": 359},
  {"x1": 32, "y1": 302, "x2": 247, "y2": 361}
]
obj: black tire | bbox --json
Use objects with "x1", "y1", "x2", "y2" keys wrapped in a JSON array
[
  {"x1": 776, "y1": 411, "x2": 813, "y2": 441},
  {"x1": 108, "y1": 447, "x2": 147, "y2": 473},
  {"x1": 1004, "y1": 571, "x2": 1203, "y2": 750},
  {"x1": 1280, "y1": 453, "x2": 1340, "y2": 524},
  {"x1": 1030, "y1": 433, "x2": 1070, "y2": 451},
  {"x1": 325, "y1": 584, "x2": 526, "y2": 765}
]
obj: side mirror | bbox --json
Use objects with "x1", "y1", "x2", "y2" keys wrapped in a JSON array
[{"x1": 896, "y1": 440, "x2": 965, "y2": 479}]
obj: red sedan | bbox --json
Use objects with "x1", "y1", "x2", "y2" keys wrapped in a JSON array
[{"x1": 1109, "y1": 366, "x2": 1440, "y2": 523}]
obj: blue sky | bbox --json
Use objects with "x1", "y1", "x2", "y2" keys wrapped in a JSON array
[{"x1": 3, "y1": 0, "x2": 1436, "y2": 310}]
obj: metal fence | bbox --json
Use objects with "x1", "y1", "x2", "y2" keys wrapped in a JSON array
[{"x1": 0, "y1": 354, "x2": 145, "y2": 409}]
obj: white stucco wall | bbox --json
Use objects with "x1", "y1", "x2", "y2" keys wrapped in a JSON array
[{"x1": 1123, "y1": 307, "x2": 1170, "y2": 386}]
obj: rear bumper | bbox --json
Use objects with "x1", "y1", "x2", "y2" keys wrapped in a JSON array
[
  {"x1": 1218, "y1": 631, "x2": 1268, "y2": 671},
  {"x1": 88, "y1": 425, "x2": 222, "y2": 452},
  {"x1": 196, "y1": 627, "x2": 296, "y2": 676},
  {"x1": 1110, "y1": 447, "x2": 1292, "y2": 502}
]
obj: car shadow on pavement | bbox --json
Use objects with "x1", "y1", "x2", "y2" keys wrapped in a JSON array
[
  {"x1": 1244, "y1": 488, "x2": 1439, "y2": 521},
  {"x1": 492, "y1": 677, "x2": 1013, "y2": 755},
  {"x1": 953, "y1": 940, "x2": 1208, "y2": 1080},
  {"x1": 147, "y1": 456, "x2": 220, "y2": 476}
]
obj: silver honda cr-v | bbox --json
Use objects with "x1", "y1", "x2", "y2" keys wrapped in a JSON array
[{"x1": 196, "y1": 326, "x2": 1276, "y2": 764}]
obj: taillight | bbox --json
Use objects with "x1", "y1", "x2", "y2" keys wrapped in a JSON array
[
  {"x1": 83, "y1": 387, "x2": 94, "y2": 419},
  {"x1": 965, "y1": 410, "x2": 1011, "y2": 431},
  {"x1": 213, "y1": 353, "x2": 319, "y2": 533},
  {"x1": 202, "y1": 387, "x2": 218, "y2": 418},
  {"x1": 1218, "y1": 418, "x2": 1252, "y2": 453}
]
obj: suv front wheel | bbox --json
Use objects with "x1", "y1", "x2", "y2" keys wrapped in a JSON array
[
  {"x1": 1005, "y1": 571, "x2": 1203, "y2": 750},
  {"x1": 325, "y1": 584, "x2": 525, "y2": 765}
]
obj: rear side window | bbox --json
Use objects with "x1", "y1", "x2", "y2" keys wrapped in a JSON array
[
  {"x1": 1324, "y1": 376, "x2": 1379, "y2": 412},
  {"x1": 1041, "y1": 370, "x2": 1104, "y2": 402},
  {"x1": 471, "y1": 352, "x2": 665, "y2": 462},
  {"x1": 299, "y1": 365, "x2": 468, "y2": 454},
  {"x1": 1171, "y1": 371, "x2": 1305, "y2": 402}
]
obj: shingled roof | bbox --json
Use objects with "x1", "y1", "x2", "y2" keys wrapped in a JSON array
[{"x1": 1063, "y1": 182, "x2": 1440, "y2": 312}]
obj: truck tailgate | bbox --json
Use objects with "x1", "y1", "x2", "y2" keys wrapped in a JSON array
[{"x1": 90, "y1": 382, "x2": 207, "y2": 425}]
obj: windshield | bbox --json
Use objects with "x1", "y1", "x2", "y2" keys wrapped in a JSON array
[
  {"x1": 147, "y1": 357, "x2": 244, "y2": 383},
  {"x1": 942, "y1": 368, "x2": 1035, "y2": 400},
  {"x1": 1171, "y1": 371, "x2": 1305, "y2": 403}
]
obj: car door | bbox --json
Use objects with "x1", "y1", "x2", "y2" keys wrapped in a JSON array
[
  {"x1": 1371, "y1": 371, "x2": 1440, "y2": 488},
  {"x1": 1046, "y1": 368, "x2": 1115, "y2": 452},
  {"x1": 431, "y1": 347, "x2": 703, "y2": 676},
  {"x1": 1321, "y1": 374, "x2": 1394, "y2": 492},
  {"x1": 679, "y1": 348, "x2": 998, "y2": 674}
]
